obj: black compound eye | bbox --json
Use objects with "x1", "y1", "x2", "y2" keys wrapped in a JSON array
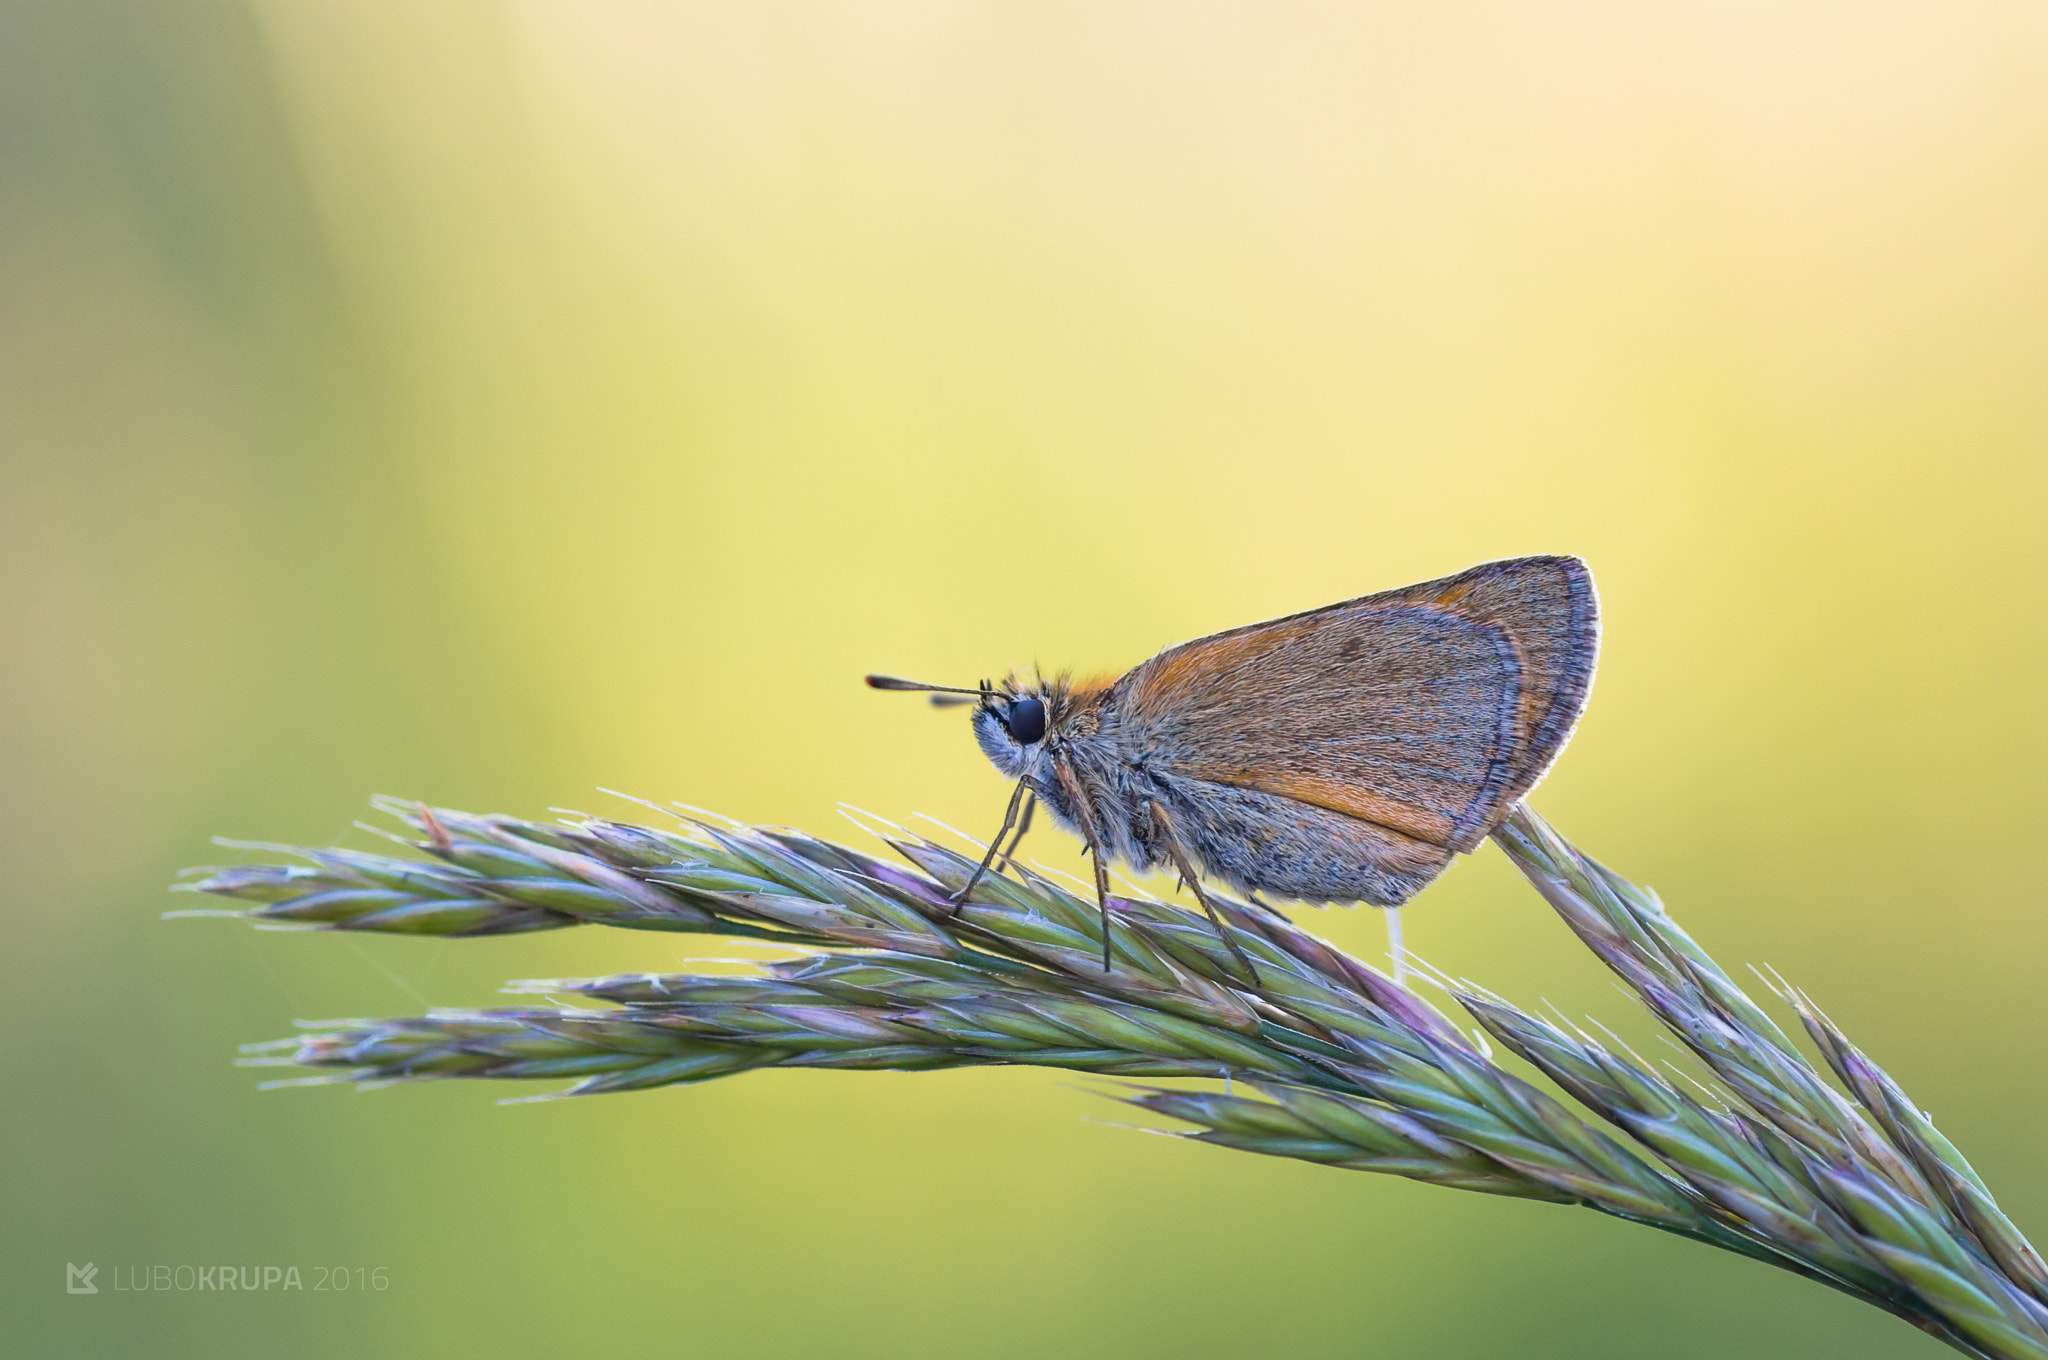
[{"x1": 1004, "y1": 696, "x2": 1047, "y2": 745}]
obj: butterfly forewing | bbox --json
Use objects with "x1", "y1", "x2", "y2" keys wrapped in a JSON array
[{"x1": 1114, "y1": 556, "x2": 1597, "y2": 853}]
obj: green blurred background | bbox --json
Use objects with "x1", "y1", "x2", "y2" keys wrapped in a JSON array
[{"x1": 5, "y1": 2, "x2": 2045, "y2": 1356}]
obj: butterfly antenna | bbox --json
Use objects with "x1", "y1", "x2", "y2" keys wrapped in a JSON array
[{"x1": 864, "y1": 674, "x2": 989, "y2": 698}]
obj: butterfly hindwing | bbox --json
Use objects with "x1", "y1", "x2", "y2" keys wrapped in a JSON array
[{"x1": 1114, "y1": 555, "x2": 1597, "y2": 857}]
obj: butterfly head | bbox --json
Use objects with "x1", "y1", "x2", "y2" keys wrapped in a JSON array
[
  {"x1": 864, "y1": 669, "x2": 1105, "y2": 780},
  {"x1": 971, "y1": 679, "x2": 1050, "y2": 778}
]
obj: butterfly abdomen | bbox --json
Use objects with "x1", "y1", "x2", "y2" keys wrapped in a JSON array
[{"x1": 1146, "y1": 772, "x2": 1450, "y2": 906}]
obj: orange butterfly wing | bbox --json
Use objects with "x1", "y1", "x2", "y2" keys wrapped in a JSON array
[{"x1": 1114, "y1": 556, "x2": 1598, "y2": 854}]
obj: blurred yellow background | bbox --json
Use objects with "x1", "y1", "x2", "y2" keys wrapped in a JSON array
[{"x1": 6, "y1": 2, "x2": 2045, "y2": 1356}]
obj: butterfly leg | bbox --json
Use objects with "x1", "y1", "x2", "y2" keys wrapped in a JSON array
[
  {"x1": 1147, "y1": 802, "x2": 1261, "y2": 987},
  {"x1": 951, "y1": 780, "x2": 1029, "y2": 916},
  {"x1": 1049, "y1": 757, "x2": 1118, "y2": 971},
  {"x1": 992, "y1": 791, "x2": 1035, "y2": 876},
  {"x1": 1243, "y1": 891, "x2": 1293, "y2": 925},
  {"x1": 1087, "y1": 834, "x2": 1115, "y2": 972}
]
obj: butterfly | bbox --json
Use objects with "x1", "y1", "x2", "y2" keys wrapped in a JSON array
[{"x1": 869, "y1": 554, "x2": 1598, "y2": 982}]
